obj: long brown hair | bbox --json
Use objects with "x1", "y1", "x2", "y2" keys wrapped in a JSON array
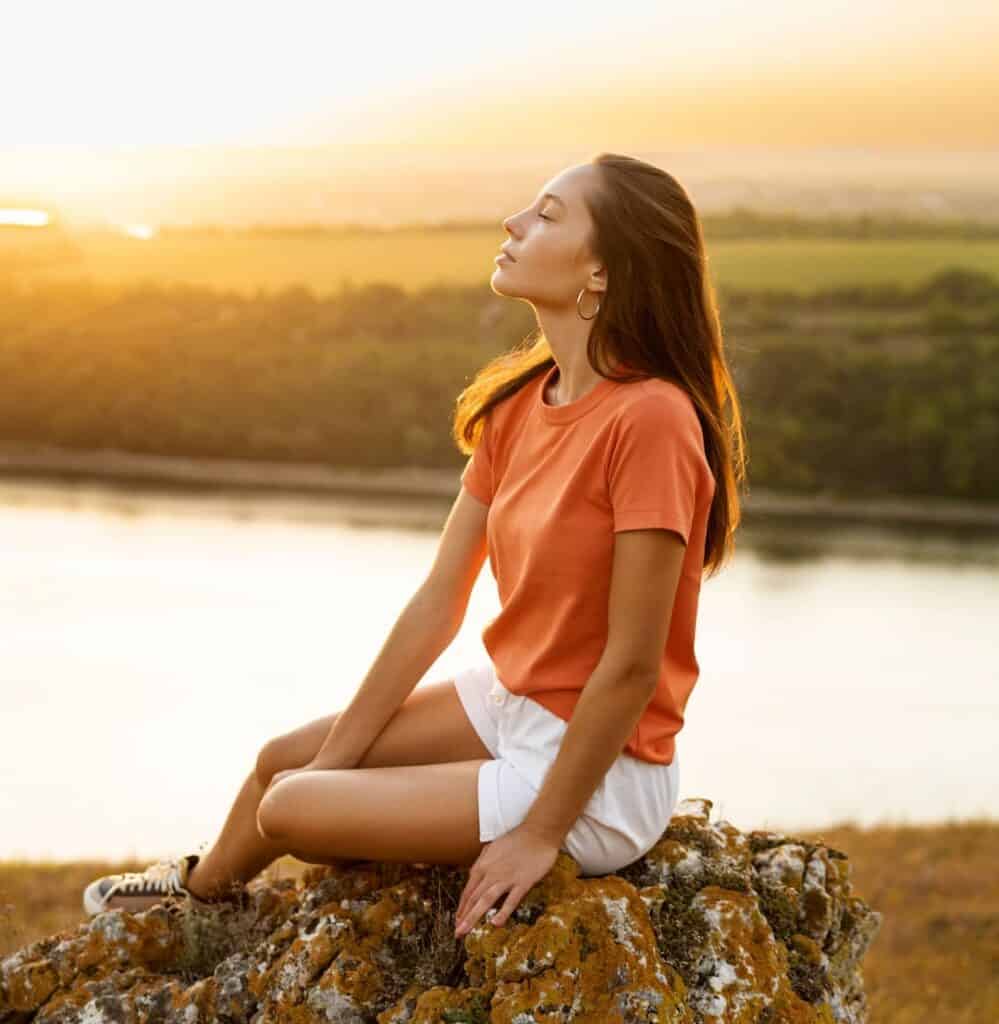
[{"x1": 452, "y1": 152, "x2": 747, "y2": 577}]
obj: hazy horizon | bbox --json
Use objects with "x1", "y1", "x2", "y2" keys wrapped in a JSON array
[
  {"x1": 5, "y1": 143, "x2": 999, "y2": 232},
  {"x1": 4, "y1": 2, "x2": 999, "y2": 230}
]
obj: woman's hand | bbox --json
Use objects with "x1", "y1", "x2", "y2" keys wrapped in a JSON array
[{"x1": 454, "y1": 824, "x2": 561, "y2": 938}]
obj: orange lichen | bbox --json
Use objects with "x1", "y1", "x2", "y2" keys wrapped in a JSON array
[{"x1": 0, "y1": 797, "x2": 881, "y2": 1022}]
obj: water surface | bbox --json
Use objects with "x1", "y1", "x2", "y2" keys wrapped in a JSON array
[{"x1": 1, "y1": 478, "x2": 996, "y2": 862}]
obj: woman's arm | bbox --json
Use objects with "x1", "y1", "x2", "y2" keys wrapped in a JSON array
[
  {"x1": 521, "y1": 526, "x2": 686, "y2": 842},
  {"x1": 310, "y1": 486, "x2": 489, "y2": 770},
  {"x1": 309, "y1": 583, "x2": 459, "y2": 770}
]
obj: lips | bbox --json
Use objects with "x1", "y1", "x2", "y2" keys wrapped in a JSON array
[{"x1": 499, "y1": 249, "x2": 517, "y2": 262}]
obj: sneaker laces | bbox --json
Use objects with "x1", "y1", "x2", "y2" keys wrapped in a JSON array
[{"x1": 104, "y1": 857, "x2": 190, "y2": 899}]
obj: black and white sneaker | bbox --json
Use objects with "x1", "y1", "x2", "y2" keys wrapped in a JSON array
[{"x1": 82, "y1": 853, "x2": 215, "y2": 917}]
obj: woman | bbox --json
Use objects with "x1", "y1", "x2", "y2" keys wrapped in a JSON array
[{"x1": 82, "y1": 153, "x2": 746, "y2": 940}]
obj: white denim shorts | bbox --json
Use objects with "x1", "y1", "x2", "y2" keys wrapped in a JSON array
[{"x1": 453, "y1": 659, "x2": 680, "y2": 876}]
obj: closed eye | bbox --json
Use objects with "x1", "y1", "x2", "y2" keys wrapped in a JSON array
[{"x1": 538, "y1": 212, "x2": 552, "y2": 221}]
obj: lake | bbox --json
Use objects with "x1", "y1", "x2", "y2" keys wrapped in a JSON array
[{"x1": 1, "y1": 477, "x2": 996, "y2": 863}]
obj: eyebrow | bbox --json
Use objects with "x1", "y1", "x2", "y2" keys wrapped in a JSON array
[{"x1": 539, "y1": 192, "x2": 567, "y2": 209}]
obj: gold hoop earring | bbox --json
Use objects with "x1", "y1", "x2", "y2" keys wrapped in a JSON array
[{"x1": 576, "y1": 287, "x2": 601, "y2": 321}]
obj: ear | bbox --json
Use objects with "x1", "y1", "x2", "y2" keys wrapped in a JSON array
[{"x1": 588, "y1": 262, "x2": 607, "y2": 295}]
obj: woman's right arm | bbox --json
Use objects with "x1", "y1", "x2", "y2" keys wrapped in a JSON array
[{"x1": 309, "y1": 485, "x2": 490, "y2": 770}]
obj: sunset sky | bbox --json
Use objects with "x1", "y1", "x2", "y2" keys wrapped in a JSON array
[{"x1": 5, "y1": 0, "x2": 998, "y2": 151}]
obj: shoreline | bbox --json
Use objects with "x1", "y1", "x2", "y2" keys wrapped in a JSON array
[{"x1": 1, "y1": 441, "x2": 997, "y2": 531}]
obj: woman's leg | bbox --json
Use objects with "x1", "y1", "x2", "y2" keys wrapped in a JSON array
[
  {"x1": 184, "y1": 677, "x2": 493, "y2": 901},
  {"x1": 184, "y1": 769, "x2": 295, "y2": 902}
]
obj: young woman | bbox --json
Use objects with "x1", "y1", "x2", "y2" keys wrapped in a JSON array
[{"x1": 82, "y1": 153, "x2": 745, "y2": 940}]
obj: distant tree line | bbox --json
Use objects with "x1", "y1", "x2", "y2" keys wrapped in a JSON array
[
  {"x1": 0, "y1": 267, "x2": 995, "y2": 502},
  {"x1": 148, "y1": 210, "x2": 999, "y2": 241}
]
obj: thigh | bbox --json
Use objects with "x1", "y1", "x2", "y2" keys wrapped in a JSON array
[
  {"x1": 258, "y1": 759, "x2": 489, "y2": 868},
  {"x1": 256, "y1": 677, "x2": 494, "y2": 785}
]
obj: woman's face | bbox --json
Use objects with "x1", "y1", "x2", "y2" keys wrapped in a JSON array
[{"x1": 492, "y1": 163, "x2": 604, "y2": 308}]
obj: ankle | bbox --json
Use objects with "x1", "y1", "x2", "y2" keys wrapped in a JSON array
[
  {"x1": 187, "y1": 862, "x2": 245, "y2": 905},
  {"x1": 185, "y1": 863, "x2": 220, "y2": 902}
]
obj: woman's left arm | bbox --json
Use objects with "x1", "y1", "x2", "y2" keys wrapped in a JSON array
[
  {"x1": 520, "y1": 525, "x2": 686, "y2": 842},
  {"x1": 454, "y1": 527, "x2": 685, "y2": 936}
]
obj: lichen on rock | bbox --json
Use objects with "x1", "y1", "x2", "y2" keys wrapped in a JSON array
[{"x1": 0, "y1": 798, "x2": 881, "y2": 1023}]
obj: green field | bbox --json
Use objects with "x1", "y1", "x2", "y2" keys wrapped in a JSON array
[{"x1": 7, "y1": 226, "x2": 999, "y2": 296}]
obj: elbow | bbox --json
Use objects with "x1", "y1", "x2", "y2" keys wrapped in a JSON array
[
  {"x1": 631, "y1": 670, "x2": 660, "y2": 695},
  {"x1": 603, "y1": 657, "x2": 659, "y2": 693}
]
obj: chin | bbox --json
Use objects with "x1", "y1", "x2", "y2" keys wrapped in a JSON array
[{"x1": 489, "y1": 272, "x2": 521, "y2": 299}]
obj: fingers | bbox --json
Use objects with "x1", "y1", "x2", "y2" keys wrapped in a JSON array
[
  {"x1": 456, "y1": 875, "x2": 478, "y2": 923},
  {"x1": 455, "y1": 882, "x2": 504, "y2": 937},
  {"x1": 489, "y1": 885, "x2": 523, "y2": 928},
  {"x1": 458, "y1": 874, "x2": 487, "y2": 922}
]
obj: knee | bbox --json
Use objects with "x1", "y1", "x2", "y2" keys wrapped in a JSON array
[
  {"x1": 254, "y1": 712, "x2": 341, "y2": 791},
  {"x1": 255, "y1": 738, "x2": 284, "y2": 790},
  {"x1": 256, "y1": 788, "x2": 283, "y2": 840},
  {"x1": 256, "y1": 769, "x2": 304, "y2": 841}
]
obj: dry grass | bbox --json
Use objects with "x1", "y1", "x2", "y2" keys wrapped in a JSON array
[
  {"x1": 0, "y1": 854, "x2": 308, "y2": 960},
  {"x1": 2, "y1": 822, "x2": 997, "y2": 1023},
  {"x1": 792, "y1": 819, "x2": 999, "y2": 1024}
]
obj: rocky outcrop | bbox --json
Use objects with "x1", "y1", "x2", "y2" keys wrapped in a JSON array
[{"x1": 0, "y1": 798, "x2": 881, "y2": 1023}]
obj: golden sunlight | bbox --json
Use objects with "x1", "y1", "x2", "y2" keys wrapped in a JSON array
[
  {"x1": 120, "y1": 224, "x2": 157, "y2": 240},
  {"x1": 0, "y1": 209, "x2": 50, "y2": 227},
  {"x1": 3, "y1": 1, "x2": 997, "y2": 151}
]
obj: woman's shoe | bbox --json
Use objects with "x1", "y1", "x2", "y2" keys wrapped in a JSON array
[{"x1": 82, "y1": 853, "x2": 215, "y2": 917}]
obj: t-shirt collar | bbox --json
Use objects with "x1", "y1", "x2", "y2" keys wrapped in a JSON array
[{"x1": 537, "y1": 361, "x2": 625, "y2": 425}]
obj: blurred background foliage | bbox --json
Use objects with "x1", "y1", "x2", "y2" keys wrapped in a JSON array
[{"x1": 1, "y1": 217, "x2": 997, "y2": 503}]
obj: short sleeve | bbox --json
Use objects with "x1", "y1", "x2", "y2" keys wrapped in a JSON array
[
  {"x1": 460, "y1": 412, "x2": 494, "y2": 506},
  {"x1": 606, "y1": 394, "x2": 709, "y2": 544}
]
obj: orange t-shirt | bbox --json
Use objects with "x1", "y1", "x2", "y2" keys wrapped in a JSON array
[{"x1": 460, "y1": 361, "x2": 715, "y2": 766}]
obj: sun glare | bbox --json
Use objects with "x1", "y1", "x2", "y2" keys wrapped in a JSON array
[
  {"x1": 121, "y1": 224, "x2": 157, "y2": 240},
  {"x1": 0, "y1": 209, "x2": 50, "y2": 227}
]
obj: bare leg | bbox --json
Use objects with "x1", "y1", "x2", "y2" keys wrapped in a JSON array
[
  {"x1": 183, "y1": 679, "x2": 493, "y2": 902},
  {"x1": 184, "y1": 770, "x2": 292, "y2": 902}
]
